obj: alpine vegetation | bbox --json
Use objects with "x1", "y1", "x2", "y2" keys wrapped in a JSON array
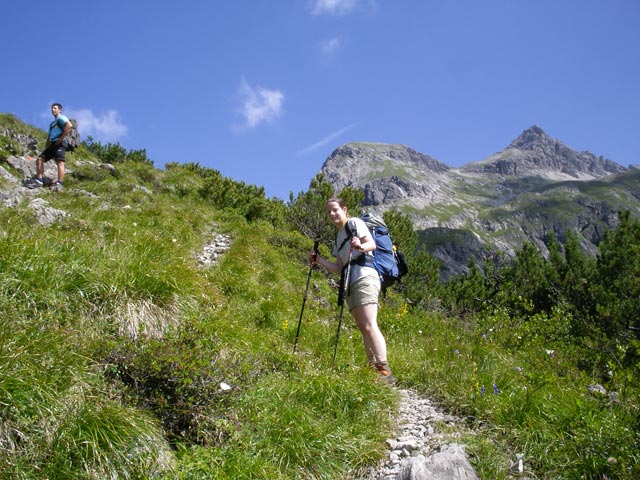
[{"x1": 1, "y1": 113, "x2": 639, "y2": 479}]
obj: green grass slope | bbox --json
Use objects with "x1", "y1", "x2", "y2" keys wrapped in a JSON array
[
  {"x1": 1, "y1": 114, "x2": 638, "y2": 479},
  {"x1": 0, "y1": 120, "x2": 400, "y2": 479}
]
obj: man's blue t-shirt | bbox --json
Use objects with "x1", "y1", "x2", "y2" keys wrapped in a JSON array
[{"x1": 48, "y1": 114, "x2": 70, "y2": 142}]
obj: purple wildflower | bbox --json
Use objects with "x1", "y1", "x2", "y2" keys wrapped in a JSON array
[
  {"x1": 481, "y1": 385, "x2": 485, "y2": 396},
  {"x1": 492, "y1": 383, "x2": 500, "y2": 394}
]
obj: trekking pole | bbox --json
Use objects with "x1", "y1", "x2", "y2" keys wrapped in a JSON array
[
  {"x1": 293, "y1": 240, "x2": 319, "y2": 353},
  {"x1": 332, "y1": 245, "x2": 353, "y2": 367}
]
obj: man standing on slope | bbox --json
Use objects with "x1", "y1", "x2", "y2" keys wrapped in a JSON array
[{"x1": 29, "y1": 103, "x2": 71, "y2": 190}]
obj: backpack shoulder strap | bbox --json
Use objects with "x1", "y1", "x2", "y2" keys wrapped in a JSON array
[
  {"x1": 335, "y1": 218, "x2": 356, "y2": 252},
  {"x1": 50, "y1": 117, "x2": 68, "y2": 133},
  {"x1": 344, "y1": 219, "x2": 355, "y2": 238}
]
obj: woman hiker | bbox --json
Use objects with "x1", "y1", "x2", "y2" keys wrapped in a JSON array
[{"x1": 310, "y1": 197, "x2": 395, "y2": 385}]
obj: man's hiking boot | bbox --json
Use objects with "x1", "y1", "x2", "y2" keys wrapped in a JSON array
[
  {"x1": 25, "y1": 177, "x2": 44, "y2": 189},
  {"x1": 373, "y1": 362, "x2": 396, "y2": 386},
  {"x1": 53, "y1": 181, "x2": 64, "y2": 191}
]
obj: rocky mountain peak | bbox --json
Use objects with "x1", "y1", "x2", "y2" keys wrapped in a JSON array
[
  {"x1": 508, "y1": 124, "x2": 553, "y2": 150},
  {"x1": 463, "y1": 126, "x2": 626, "y2": 180}
]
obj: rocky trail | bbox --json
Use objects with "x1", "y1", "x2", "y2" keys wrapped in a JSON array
[{"x1": 354, "y1": 388, "x2": 479, "y2": 480}]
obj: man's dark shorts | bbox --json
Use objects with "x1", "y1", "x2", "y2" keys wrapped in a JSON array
[{"x1": 39, "y1": 141, "x2": 66, "y2": 162}]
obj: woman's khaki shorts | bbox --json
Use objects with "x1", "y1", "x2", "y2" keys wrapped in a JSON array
[{"x1": 346, "y1": 271, "x2": 381, "y2": 310}]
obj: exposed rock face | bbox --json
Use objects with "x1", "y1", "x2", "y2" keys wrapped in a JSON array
[
  {"x1": 421, "y1": 228, "x2": 492, "y2": 278},
  {"x1": 319, "y1": 126, "x2": 637, "y2": 278},
  {"x1": 0, "y1": 159, "x2": 67, "y2": 226},
  {"x1": 463, "y1": 125, "x2": 626, "y2": 180},
  {"x1": 0, "y1": 126, "x2": 39, "y2": 155},
  {"x1": 321, "y1": 142, "x2": 451, "y2": 208}
]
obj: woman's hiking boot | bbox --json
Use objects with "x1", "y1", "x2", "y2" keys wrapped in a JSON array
[{"x1": 372, "y1": 362, "x2": 396, "y2": 385}]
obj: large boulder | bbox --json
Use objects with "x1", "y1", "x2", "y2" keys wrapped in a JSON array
[{"x1": 398, "y1": 444, "x2": 479, "y2": 480}]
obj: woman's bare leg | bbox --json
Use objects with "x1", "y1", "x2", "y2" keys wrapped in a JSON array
[{"x1": 351, "y1": 303, "x2": 387, "y2": 364}]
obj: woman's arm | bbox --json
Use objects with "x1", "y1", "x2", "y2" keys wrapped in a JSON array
[
  {"x1": 350, "y1": 234, "x2": 376, "y2": 253},
  {"x1": 310, "y1": 251, "x2": 342, "y2": 275}
]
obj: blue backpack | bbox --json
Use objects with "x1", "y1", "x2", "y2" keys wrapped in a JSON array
[{"x1": 342, "y1": 213, "x2": 408, "y2": 293}]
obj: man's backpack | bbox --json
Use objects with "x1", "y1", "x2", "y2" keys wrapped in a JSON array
[
  {"x1": 63, "y1": 118, "x2": 81, "y2": 151},
  {"x1": 343, "y1": 213, "x2": 409, "y2": 293}
]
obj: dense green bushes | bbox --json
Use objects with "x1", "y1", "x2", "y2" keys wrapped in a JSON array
[{"x1": 82, "y1": 136, "x2": 153, "y2": 165}]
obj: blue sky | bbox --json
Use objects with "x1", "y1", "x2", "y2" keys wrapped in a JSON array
[{"x1": 3, "y1": 1, "x2": 639, "y2": 199}]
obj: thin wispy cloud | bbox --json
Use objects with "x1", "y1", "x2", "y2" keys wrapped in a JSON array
[
  {"x1": 48, "y1": 107, "x2": 128, "y2": 142},
  {"x1": 309, "y1": 0, "x2": 360, "y2": 16},
  {"x1": 297, "y1": 122, "x2": 359, "y2": 156},
  {"x1": 319, "y1": 36, "x2": 342, "y2": 63},
  {"x1": 236, "y1": 79, "x2": 285, "y2": 129}
]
